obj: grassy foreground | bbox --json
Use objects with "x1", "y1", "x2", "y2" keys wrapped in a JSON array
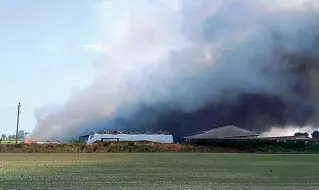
[{"x1": 0, "y1": 153, "x2": 318, "y2": 190}]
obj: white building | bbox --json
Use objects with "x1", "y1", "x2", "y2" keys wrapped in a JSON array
[{"x1": 85, "y1": 132, "x2": 174, "y2": 144}]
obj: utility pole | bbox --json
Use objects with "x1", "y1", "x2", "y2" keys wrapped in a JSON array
[{"x1": 15, "y1": 103, "x2": 21, "y2": 144}]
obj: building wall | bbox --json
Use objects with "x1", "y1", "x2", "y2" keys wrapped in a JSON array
[
  {"x1": 86, "y1": 134, "x2": 174, "y2": 144},
  {"x1": 79, "y1": 136, "x2": 89, "y2": 143}
]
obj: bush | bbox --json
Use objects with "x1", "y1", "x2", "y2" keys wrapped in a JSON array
[
  {"x1": 1, "y1": 141, "x2": 319, "y2": 153},
  {"x1": 102, "y1": 142, "x2": 111, "y2": 147}
]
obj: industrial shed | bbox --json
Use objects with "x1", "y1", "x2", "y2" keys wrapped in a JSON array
[
  {"x1": 258, "y1": 135, "x2": 319, "y2": 144},
  {"x1": 184, "y1": 125, "x2": 259, "y2": 143},
  {"x1": 80, "y1": 130, "x2": 174, "y2": 144}
]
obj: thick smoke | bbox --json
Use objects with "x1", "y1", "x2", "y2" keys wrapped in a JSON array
[{"x1": 30, "y1": 0, "x2": 319, "y2": 141}]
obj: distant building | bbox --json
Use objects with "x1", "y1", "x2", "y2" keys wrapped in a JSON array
[
  {"x1": 184, "y1": 125, "x2": 259, "y2": 143},
  {"x1": 80, "y1": 130, "x2": 174, "y2": 144},
  {"x1": 32, "y1": 141, "x2": 60, "y2": 145},
  {"x1": 258, "y1": 135, "x2": 319, "y2": 144},
  {"x1": 184, "y1": 125, "x2": 319, "y2": 145}
]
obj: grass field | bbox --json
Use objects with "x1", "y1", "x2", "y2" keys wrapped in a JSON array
[{"x1": 0, "y1": 153, "x2": 318, "y2": 190}]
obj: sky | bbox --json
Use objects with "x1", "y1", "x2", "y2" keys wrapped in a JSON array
[
  {"x1": 0, "y1": 0, "x2": 178, "y2": 136},
  {"x1": 0, "y1": 0, "x2": 107, "y2": 135}
]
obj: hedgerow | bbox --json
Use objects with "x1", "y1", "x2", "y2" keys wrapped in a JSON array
[{"x1": 1, "y1": 140, "x2": 319, "y2": 153}]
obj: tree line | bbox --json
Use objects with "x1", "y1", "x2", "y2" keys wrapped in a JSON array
[
  {"x1": 294, "y1": 131, "x2": 319, "y2": 138},
  {"x1": 1, "y1": 130, "x2": 29, "y2": 141}
]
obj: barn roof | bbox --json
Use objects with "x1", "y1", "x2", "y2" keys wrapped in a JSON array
[{"x1": 184, "y1": 125, "x2": 259, "y2": 140}]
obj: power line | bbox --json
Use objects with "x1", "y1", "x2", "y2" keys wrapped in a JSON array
[{"x1": 15, "y1": 103, "x2": 21, "y2": 144}]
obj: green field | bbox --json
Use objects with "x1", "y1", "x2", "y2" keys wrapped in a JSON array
[{"x1": 0, "y1": 153, "x2": 318, "y2": 190}]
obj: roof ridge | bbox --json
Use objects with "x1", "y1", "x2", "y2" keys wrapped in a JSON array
[
  {"x1": 184, "y1": 125, "x2": 259, "y2": 139},
  {"x1": 202, "y1": 125, "x2": 234, "y2": 132},
  {"x1": 184, "y1": 126, "x2": 233, "y2": 137},
  {"x1": 229, "y1": 125, "x2": 259, "y2": 134},
  {"x1": 202, "y1": 125, "x2": 255, "y2": 133}
]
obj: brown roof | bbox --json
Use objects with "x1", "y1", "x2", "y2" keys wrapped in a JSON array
[{"x1": 184, "y1": 125, "x2": 259, "y2": 140}]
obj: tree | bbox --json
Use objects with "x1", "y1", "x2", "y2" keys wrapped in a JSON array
[
  {"x1": 2, "y1": 131, "x2": 29, "y2": 141},
  {"x1": 294, "y1": 132, "x2": 309, "y2": 138},
  {"x1": 7, "y1": 134, "x2": 15, "y2": 139},
  {"x1": 1, "y1": 134, "x2": 6, "y2": 139},
  {"x1": 312, "y1": 131, "x2": 319, "y2": 139},
  {"x1": 18, "y1": 130, "x2": 25, "y2": 140}
]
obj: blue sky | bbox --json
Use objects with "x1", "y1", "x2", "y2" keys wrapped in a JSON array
[
  {"x1": 0, "y1": 0, "x2": 177, "y2": 136},
  {"x1": 0, "y1": 0, "x2": 106, "y2": 135}
]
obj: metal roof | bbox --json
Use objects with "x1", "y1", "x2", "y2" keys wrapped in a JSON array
[{"x1": 184, "y1": 125, "x2": 259, "y2": 140}]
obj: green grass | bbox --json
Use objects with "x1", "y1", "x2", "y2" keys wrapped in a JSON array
[{"x1": 0, "y1": 153, "x2": 318, "y2": 190}]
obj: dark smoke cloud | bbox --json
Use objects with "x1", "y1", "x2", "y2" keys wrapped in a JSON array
[
  {"x1": 30, "y1": 0, "x2": 319, "y2": 141},
  {"x1": 93, "y1": 50, "x2": 319, "y2": 141}
]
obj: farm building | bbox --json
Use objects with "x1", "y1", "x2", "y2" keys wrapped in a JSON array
[
  {"x1": 258, "y1": 135, "x2": 319, "y2": 144},
  {"x1": 184, "y1": 125, "x2": 319, "y2": 148},
  {"x1": 184, "y1": 125, "x2": 259, "y2": 143},
  {"x1": 80, "y1": 131, "x2": 174, "y2": 144}
]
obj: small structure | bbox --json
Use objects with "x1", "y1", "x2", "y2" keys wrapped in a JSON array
[
  {"x1": 184, "y1": 125, "x2": 259, "y2": 143},
  {"x1": 32, "y1": 141, "x2": 60, "y2": 145}
]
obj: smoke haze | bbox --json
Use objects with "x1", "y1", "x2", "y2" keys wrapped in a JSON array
[{"x1": 30, "y1": 0, "x2": 319, "y2": 141}]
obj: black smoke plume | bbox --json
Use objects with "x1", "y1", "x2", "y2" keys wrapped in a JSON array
[{"x1": 109, "y1": 52, "x2": 319, "y2": 141}]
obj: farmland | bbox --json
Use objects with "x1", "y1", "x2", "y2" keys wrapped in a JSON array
[{"x1": 0, "y1": 153, "x2": 318, "y2": 190}]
